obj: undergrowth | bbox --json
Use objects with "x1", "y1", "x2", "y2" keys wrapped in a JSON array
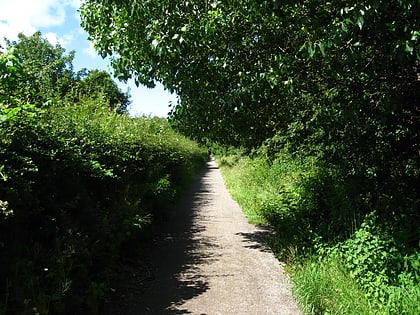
[
  {"x1": 0, "y1": 100, "x2": 207, "y2": 314},
  {"x1": 290, "y1": 258, "x2": 371, "y2": 315},
  {"x1": 217, "y1": 149, "x2": 419, "y2": 315}
]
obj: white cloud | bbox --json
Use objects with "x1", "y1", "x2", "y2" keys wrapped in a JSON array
[
  {"x1": 84, "y1": 41, "x2": 99, "y2": 58},
  {"x1": 44, "y1": 32, "x2": 60, "y2": 45},
  {"x1": 44, "y1": 31, "x2": 73, "y2": 48},
  {"x1": 62, "y1": 32, "x2": 75, "y2": 46},
  {"x1": 0, "y1": 0, "x2": 76, "y2": 45}
]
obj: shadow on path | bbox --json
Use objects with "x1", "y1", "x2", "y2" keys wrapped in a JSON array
[
  {"x1": 123, "y1": 161, "x2": 220, "y2": 314},
  {"x1": 102, "y1": 160, "x2": 300, "y2": 315},
  {"x1": 235, "y1": 226, "x2": 275, "y2": 254}
]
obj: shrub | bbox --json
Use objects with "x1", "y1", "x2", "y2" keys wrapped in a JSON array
[
  {"x1": 330, "y1": 212, "x2": 420, "y2": 314},
  {"x1": 0, "y1": 100, "x2": 207, "y2": 314},
  {"x1": 218, "y1": 149, "x2": 419, "y2": 314}
]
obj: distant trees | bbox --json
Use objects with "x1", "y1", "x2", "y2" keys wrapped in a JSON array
[
  {"x1": 69, "y1": 69, "x2": 131, "y2": 114},
  {"x1": 1, "y1": 31, "x2": 130, "y2": 113},
  {"x1": 3, "y1": 32, "x2": 75, "y2": 104}
]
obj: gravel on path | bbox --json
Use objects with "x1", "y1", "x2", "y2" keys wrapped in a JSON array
[{"x1": 122, "y1": 159, "x2": 302, "y2": 315}]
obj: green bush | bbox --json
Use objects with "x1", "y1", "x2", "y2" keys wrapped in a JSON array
[
  {"x1": 0, "y1": 100, "x2": 207, "y2": 314},
  {"x1": 330, "y1": 213, "x2": 420, "y2": 315},
  {"x1": 218, "y1": 150, "x2": 419, "y2": 314}
]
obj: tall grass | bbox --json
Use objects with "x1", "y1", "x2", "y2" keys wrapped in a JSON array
[
  {"x1": 217, "y1": 150, "x2": 419, "y2": 315},
  {"x1": 290, "y1": 258, "x2": 372, "y2": 315}
]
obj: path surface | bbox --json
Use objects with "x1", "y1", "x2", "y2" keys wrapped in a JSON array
[{"x1": 121, "y1": 159, "x2": 301, "y2": 314}]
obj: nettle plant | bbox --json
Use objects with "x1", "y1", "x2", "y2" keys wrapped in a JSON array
[{"x1": 331, "y1": 212, "x2": 419, "y2": 307}]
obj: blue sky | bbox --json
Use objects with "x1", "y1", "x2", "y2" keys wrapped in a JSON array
[{"x1": 0, "y1": 0, "x2": 177, "y2": 117}]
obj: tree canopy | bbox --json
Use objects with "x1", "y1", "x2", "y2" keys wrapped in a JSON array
[
  {"x1": 80, "y1": 0, "x2": 419, "y2": 147},
  {"x1": 68, "y1": 69, "x2": 131, "y2": 114},
  {"x1": 80, "y1": 0, "x2": 419, "y2": 241},
  {"x1": 1, "y1": 31, "x2": 131, "y2": 113},
  {"x1": 3, "y1": 32, "x2": 75, "y2": 104}
]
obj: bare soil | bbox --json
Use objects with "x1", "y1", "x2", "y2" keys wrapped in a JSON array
[{"x1": 105, "y1": 159, "x2": 302, "y2": 314}]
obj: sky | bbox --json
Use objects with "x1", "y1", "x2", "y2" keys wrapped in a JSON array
[{"x1": 0, "y1": 0, "x2": 177, "y2": 117}]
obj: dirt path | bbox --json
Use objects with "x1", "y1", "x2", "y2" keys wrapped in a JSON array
[{"x1": 119, "y1": 159, "x2": 301, "y2": 314}]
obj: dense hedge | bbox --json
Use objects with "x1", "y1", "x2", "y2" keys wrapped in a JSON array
[{"x1": 0, "y1": 101, "x2": 207, "y2": 314}]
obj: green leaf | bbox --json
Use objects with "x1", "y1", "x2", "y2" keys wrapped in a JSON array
[
  {"x1": 357, "y1": 16, "x2": 364, "y2": 30},
  {"x1": 319, "y1": 43, "x2": 326, "y2": 57},
  {"x1": 151, "y1": 39, "x2": 159, "y2": 48},
  {"x1": 308, "y1": 45, "x2": 316, "y2": 58},
  {"x1": 405, "y1": 41, "x2": 414, "y2": 53}
]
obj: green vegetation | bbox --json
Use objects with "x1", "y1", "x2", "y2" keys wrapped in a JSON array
[
  {"x1": 1, "y1": 34, "x2": 207, "y2": 314},
  {"x1": 218, "y1": 150, "x2": 419, "y2": 314},
  {"x1": 2, "y1": 32, "x2": 130, "y2": 113},
  {"x1": 80, "y1": 0, "x2": 418, "y2": 148},
  {"x1": 2, "y1": 0, "x2": 418, "y2": 313},
  {"x1": 290, "y1": 258, "x2": 372, "y2": 315},
  {"x1": 80, "y1": 0, "x2": 418, "y2": 312}
]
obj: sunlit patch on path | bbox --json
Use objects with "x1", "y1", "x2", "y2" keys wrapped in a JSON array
[{"x1": 115, "y1": 159, "x2": 301, "y2": 314}]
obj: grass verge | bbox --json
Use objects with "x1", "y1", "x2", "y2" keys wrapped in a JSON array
[{"x1": 217, "y1": 152, "x2": 419, "y2": 315}]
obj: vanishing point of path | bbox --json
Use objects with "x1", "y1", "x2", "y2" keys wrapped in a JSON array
[{"x1": 121, "y1": 159, "x2": 302, "y2": 314}]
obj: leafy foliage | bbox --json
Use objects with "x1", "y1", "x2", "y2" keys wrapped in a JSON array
[
  {"x1": 0, "y1": 47, "x2": 22, "y2": 105},
  {"x1": 4, "y1": 32, "x2": 75, "y2": 104},
  {"x1": 0, "y1": 36, "x2": 207, "y2": 313},
  {"x1": 218, "y1": 150, "x2": 419, "y2": 314},
  {"x1": 2, "y1": 31, "x2": 131, "y2": 113},
  {"x1": 66, "y1": 69, "x2": 131, "y2": 114},
  {"x1": 330, "y1": 214, "x2": 420, "y2": 314},
  {"x1": 0, "y1": 100, "x2": 206, "y2": 314},
  {"x1": 80, "y1": 0, "x2": 419, "y2": 146}
]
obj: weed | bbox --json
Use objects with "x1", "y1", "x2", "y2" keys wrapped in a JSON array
[{"x1": 218, "y1": 150, "x2": 419, "y2": 314}]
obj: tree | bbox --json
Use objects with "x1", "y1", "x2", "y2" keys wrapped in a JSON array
[
  {"x1": 80, "y1": 0, "x2": 418, "y2": 146},
  {"x1": 80, "y1": 1, "x2": 292, "y2": 145},
  {"x1": 68, "y1": 69, "x2": 131, "y2": 114},
  {"x1": 4, "y1": 31, "x2": 75, "y2": 104},
  {"x1": 2, "y1": 31, "x2": 131, "y2": 113}
]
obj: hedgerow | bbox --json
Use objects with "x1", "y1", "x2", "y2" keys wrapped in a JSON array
[{"x1": 0, "y1": 100, "x2": 207, "y2": 314}]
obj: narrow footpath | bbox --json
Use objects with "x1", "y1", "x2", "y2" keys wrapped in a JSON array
[{"x1": 120, "y1": 159, "x2": 301, "y2": 314}]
